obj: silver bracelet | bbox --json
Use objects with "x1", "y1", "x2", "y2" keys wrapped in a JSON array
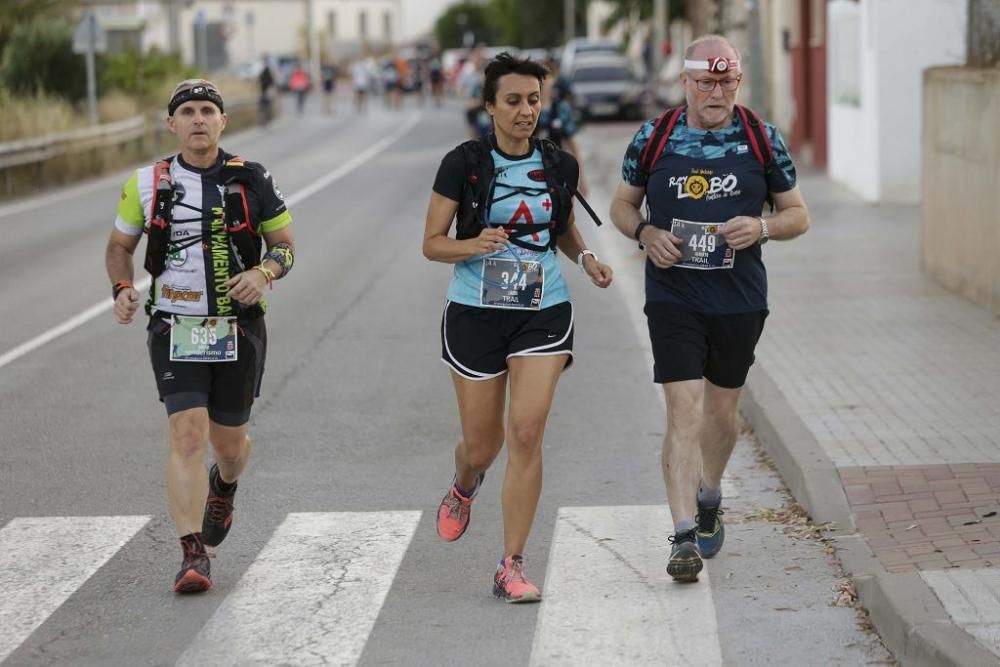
[{"x1": 577, "y1": 249, "x2": 597, "y2": 273}]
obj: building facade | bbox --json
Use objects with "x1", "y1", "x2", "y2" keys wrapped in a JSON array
[
  {"x1": 93, "y1": 0, "x2": 404, "y2": 69},
  {"x1": 826, "y1": 0, "x2": 966, "y2": 203}
]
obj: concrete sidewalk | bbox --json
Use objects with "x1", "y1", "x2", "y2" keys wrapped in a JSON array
[{"x1": 741, "y1": 170, "x2": 1000, "y2": 666}]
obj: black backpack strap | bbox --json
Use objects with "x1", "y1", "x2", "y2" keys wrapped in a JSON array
[
  {"x1": 639, "y1": 106, "x2": 684, "y2": 176},
  {"x1": 143, "y1": 156, "x2": 175, "y2": 278},
  {"x1": 733, "y1": 105, "x2": 774, "y2": 172},
  {"x1": 455, "y1": 138, "x2": 494, "y2": 240},
  {"x1": 219, "y1": 156, "x2": 263, "y2": 273},
  {"x1": 542, "y1": 138, "x2": 603, "y2": 228},
  {"x1": 537, "y1": 138, "x2": 603, "y2": 240}
]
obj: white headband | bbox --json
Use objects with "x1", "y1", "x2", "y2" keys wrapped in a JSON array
[{"x1": 684, "y1": 57, "x2": 740, "y2": 73}]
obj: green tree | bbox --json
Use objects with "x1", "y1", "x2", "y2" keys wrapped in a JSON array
[
  {"x1": 488, "y1": 0, "x2": 585, "y2": 48},
  {"x1": 0, "y1": 15, "x2": 86, "y2": 101},
  {"x1": 434, "y1": 1, "x2": 496, "y2": 50},
  {"x1": 0, "y1": 0, "x2": 71, "y2": 55},
  {"x1": 101, "y1": 47, "x2": 198, "y2": 101},
  {"x1": 599, "y1": 0, "x2": 686, "y2": 33}
]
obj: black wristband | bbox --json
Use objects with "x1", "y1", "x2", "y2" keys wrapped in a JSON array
[{"x1": 634, "y1": 222, "x2": 650, "y2": 247}]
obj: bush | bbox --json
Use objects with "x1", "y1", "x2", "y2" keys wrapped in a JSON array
[
  {"x1": 0, "y1": 16, "x2": 85, "y2": 101},
  {"x1": 101, "y1": 47, "x2": 199, "y2": 102}
]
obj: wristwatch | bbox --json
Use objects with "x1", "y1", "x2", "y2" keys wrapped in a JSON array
[
  {"x1": 577, "y1": 249, "x2": 597, "y2": 273},
  {"x1": 757, "y1": 216, "x2": 769, "y2": 245}
]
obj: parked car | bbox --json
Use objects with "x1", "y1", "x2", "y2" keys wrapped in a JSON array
[
  {"x1": 560, "y1": 38, "x2": 621, "y2": 74},
  {"x1": 569, "y1": 55, "x2": 644, "y2": 120},
  {"x1": 521, "y1": 47, "x2": 556, "y2": 64}
]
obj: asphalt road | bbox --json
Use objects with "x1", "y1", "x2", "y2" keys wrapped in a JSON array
[{"x1": 0, "y1": 96, "x2": 892, "y2": 666}]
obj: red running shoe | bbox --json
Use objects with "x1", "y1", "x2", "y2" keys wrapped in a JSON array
[
  {"x1": 202, "y1": 463, "x2": 236, "y2": 548},
  {"x1": 493, "y1": 555, "x2": 541, "y2": 603},
  {"x1": 435, "y1": 473, "x2": 483, "y2": 542},
  {"x1": 174, "y1": 534, "x2": 213, "y2": 594}
]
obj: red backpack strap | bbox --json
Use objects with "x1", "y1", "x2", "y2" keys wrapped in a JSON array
[
  {"x1": 149, "y1": 159, "x2": 172, "y2": 225},
  {"x1": 221, "y1": 156, "x2": 256, "y2": 235},
  {"x1": 639, "y1": 106, "x2": 684, "y2": 176},
  {"x1": 734, "y1": 105, "x2": 774, "y2": 170}
]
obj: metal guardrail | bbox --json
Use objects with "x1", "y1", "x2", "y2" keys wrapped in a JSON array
[
  {"x1": 0, "y1": 96, "x2": 265, "y2": 199},
  {"x1": 0, "y1": 116, "x2": 146, "y2": 169},
  {"x1": 0, "y1": 95, "x2": 261, "y2": 171}
]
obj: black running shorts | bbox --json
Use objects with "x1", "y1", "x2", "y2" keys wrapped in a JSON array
[
  {"x1": 146, "y1": 316, "x2": 267, "y2": 426},
  {"x1": 644, "y1": 302, "x2": 767, "y2": 388},
  {"x1": 441, "y1": 301, "x2": 574, "y2": 380}
]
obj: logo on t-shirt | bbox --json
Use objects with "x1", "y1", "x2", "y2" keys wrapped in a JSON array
[{"x1": 668, "y1": 168, "x2": 741, "y2": 202}]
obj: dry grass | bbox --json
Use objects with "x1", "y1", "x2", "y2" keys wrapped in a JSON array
[
  {"x1": 97, "y1": 90, "x2": 141, "y2": 123},
  {"x1": 0, "y1": 89, "x2": 143, "y2": 143},
  {"x1": 0, "y1": 89, "x2": 78, "y2": 142}
]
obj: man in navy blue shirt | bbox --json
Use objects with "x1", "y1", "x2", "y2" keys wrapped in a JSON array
[{"x1": 609, "y1": 34, "x2": 810, "y2": 582}]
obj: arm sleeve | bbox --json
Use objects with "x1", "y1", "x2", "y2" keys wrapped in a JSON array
[
  {"x1": 431, "y1": 147, "x2": 466, "y2": 202},
  {"x1": 114, "y1": 171, "x2": 145, "y2": 236},
  {"x1": 257, "y1": 167, "x2": 292, "y2": 233},
  {"x1": 621, "y1": 120, "x2": 656, "y2": 188},
  {"x1": 766, "y1": 124, "x2": 797, "y2": 193}
]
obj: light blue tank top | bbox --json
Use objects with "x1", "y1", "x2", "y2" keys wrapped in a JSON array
[{"x1": 446, "y1": 147, "x2": 570, "y2": 309}]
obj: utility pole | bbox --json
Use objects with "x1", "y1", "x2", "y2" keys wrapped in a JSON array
[
  {"x1": 747, "y1": 0, "x2": 766, "y2": 115},
  {"x1": 564, "y1": 0, "x2": 576, "y2": 43},
  {"x1": 166, "y1": 0, "x2": 181, "y2": 55},
  {"x1": 73, "y1": 10, "x2": 106, "y2": 125},
  {"x1": 653, "y1": 0, "x2": 667, "y2": 88},
  {"x1": 306, "y1": 0, "x2": 321, "y2": 88}
]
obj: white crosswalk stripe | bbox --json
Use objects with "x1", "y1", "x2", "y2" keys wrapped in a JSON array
[
  {"x1": 0, "y1": 515, "x2": 150, "y2": 663},
  {"x1": 531, "y1": 506, "x2": 723, "y2": 667},
  {"x1": 176, "y1": 511, "x2": 421, "y2": 667},
  {"x1": 0, "y1": 507, "x2": 731, "y2": 665}
]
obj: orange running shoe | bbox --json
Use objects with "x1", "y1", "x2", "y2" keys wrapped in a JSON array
[
  {"x1": 493, "y1": 555, "x2": 541, "y2": 603},
  {"x1": 435, "y1": 473, "x2": 483, "y2": 542}
]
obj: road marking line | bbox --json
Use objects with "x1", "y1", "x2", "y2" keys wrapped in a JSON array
[
  {"x1": 530, "y1": 505, "x2": 723, "y2": 667},
  {"x1": 0, "y1": 515, "x2": 150, "y2": 663},
  {"x1": 0, "y1": 113, "x2": 422, "y2": 372},
  {"x1": 176, "y1": 511, "x2": 421, "y2": 667}
]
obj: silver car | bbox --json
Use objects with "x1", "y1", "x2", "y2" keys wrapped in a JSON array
[{"x1": 570, "y1": 55, "x2": 644, "y2": 120}]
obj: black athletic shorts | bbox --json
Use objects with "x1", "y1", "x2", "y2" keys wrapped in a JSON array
[
  {"x1": 644, "y1": 302, "x2": 767, "y2": 388},
  {"x1": 441, "y1": 301, "x2": 574, "y2": 380},
  {"x1": 147, "y1": 316, "x2": 267, "y2": 426}
]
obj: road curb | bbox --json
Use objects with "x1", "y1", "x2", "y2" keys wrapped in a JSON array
[{"x1": 741, "y1": 364, "x2": 997, "y2": 667}]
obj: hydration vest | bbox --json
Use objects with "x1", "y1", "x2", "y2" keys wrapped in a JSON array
[
  {"x1": 143, "y1": 155, "x2": 264, "y2": 279},
  {"x1": 455, "y1": 136, "x2": 602, "y2": 253}
]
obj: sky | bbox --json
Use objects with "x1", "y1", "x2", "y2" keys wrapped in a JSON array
[{"x1": 401, "y1": 0, "x2": 457, "y2": 40}]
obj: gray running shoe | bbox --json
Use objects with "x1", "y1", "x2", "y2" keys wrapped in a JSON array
[{"x1": 667, "y1": 529, "x2": 703, "y2": 582}]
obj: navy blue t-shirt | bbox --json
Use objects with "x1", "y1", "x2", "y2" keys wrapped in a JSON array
[{"x1": 622, "y1": 110, "x2": 796, "y2": 314}]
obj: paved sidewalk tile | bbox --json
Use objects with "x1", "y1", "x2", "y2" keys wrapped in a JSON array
[
  {"x1": 842, "y1": 464, "x2": 1000, "y2": 573},
  {"x1": 921, "y1": 570, "x2": 1000, "y2": 659},
  {"x1": 756, "y1": 173, "x2": 1000, "y2": 468}
]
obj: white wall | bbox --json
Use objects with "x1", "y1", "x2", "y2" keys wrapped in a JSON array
[
  {"x1": 132, "y1": 0, "x2": 402, "y2": 67},
  {"x1": 827, "y1": 0, "x2": 966, "y2": 204},
  {"x1": 872, "y1": 0, "x2": 965, "y2": 203},
  {"x1": 828, "y1": 0, "x2": 878, "y2": 201}
]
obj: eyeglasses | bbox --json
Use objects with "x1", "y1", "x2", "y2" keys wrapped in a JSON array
[{"x1": 690, "y1": 76, "x2": 741, "y2": 92}]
